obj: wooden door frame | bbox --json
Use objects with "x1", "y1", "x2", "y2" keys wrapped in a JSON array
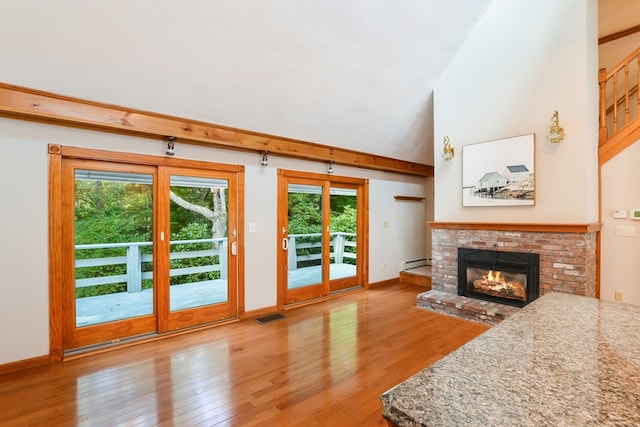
[
  {"x1": 61, "y1": 158, "x2": 159, "y2": 350},
  {"x1": 48, "y1": 144, "x2": 245, "y2": 361},
  {"x1": 276, "y1": 169, "x2": 369, "y2": 310},
  {"x1": 278, "y1": 176, "x2": 329, "y2": 305},
  {"x1": 159, "y1": 166, "x2": 240, "y2": 332},
  {"x1": 327, "y1": 181, "x2": 368, "y2": 293}
]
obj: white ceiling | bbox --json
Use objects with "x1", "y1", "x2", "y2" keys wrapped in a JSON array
[{"x1": 1, "y1": 1, "x2": 494, "y2": 165}]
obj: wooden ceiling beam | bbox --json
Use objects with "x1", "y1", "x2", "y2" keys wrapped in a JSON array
[{"x1": 0, "y1": 82, "x2": 433, "y2": 177}]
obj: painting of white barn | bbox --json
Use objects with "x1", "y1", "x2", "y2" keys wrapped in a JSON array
[
  {"x1": 476, "y1": 171, "x2": 507, "y2": 196},
  {"x1": 462, "y1": 134, "x2": 535, "y2": 207},
  {"x1": 504, "y1": 164, "x2": 530, "y2": 183}
]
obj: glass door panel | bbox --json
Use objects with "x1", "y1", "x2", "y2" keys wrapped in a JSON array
[
  {"x1": 287, "y1": 183, "x2": 324, "y2": 290},
  {"x1": 74, "y1": 169, "x2": 155, "y2": 327},
  {"x1": 278, "y1": 171, "x2": 367, "y2": 307},
  {"x1": 63, "y1": 160, "x2": 159, "y2": 350},
  {"x1": 168, "y1": 175, "x2": 230, "y2": 311},
  {"x1": 329, "y1": 186, "x2": 358, "y2": 285},
  {"x1": 162, "y1": 167, "x2": 237, "y2": 331},
  {"x1": 279, "y1": 180, "x2": 327, "y2": 305},
  {"x1": 61, "y1": 157, "x2": 241, "y2": 351}
]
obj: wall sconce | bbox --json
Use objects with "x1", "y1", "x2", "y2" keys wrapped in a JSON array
[
  {"x1": 442, "y1": 136, "x2": 454, "y2": 161},
  {"x1": 546, "y1": 110, "x2": 565, "y2": 143},
  {"x1": 165, "y1": 136, "x2": 176, "y2": 156},
  {"x1": 261, "y1": 151, "x2": 269, "y2": 166},
  {"x1": 327, "y1": 161, "x2": 334, "y2": 174}
]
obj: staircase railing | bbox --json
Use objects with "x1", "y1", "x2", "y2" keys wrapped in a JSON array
[{"x1": 599, "y1": 46, "x2": 640, "y2": 144}]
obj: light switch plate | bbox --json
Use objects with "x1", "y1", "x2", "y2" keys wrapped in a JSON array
[{"x1": 615, "y1": 225, "x2": 637, "y2": 236}]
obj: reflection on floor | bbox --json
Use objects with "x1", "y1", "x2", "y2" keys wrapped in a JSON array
[{"x1": 1, "y1": 283, "x2": 489, "y2": 426}]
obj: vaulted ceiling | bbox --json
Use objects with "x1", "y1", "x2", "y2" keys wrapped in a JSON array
[{"x1": 1, "y1": 1, "x2": 494, "y2": 166}]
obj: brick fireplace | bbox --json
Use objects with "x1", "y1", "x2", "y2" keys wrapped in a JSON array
[{"x1": 418, "y1": 222, "x2": 600, "y2": 325}]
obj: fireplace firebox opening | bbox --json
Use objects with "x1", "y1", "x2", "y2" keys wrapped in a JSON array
[{"x1": 457, "y1": 248, "x2": 539, "y2": 307}]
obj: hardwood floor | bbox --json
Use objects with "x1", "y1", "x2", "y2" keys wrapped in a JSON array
[{"x1": 0, "y1": 283, "x2": 488, "y2": 426}]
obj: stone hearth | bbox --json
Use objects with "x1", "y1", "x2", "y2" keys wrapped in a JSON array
[
  {"x1": 417, "y1": 290, "x2": 519, "y2": 326},
  {"x1": 419, "y1": 222, "x2": 600, "y2": 324}
]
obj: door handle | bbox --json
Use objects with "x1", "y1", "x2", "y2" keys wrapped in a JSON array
[
  {"x1": 231, "y1": 241, "x2": 237, "y2": 256},
  {"x1": 282, "y1": 237, "x2": 288, "y2": 251}
]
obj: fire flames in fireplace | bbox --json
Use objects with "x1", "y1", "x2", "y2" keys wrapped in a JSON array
[
  {"x1": 458, "y1": 248, "x2": 539, "y2": 307},
  {"x1": 471, "y1": 269, "x2": 526, "y2": 301}
]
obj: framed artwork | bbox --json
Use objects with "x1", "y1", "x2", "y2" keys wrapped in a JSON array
[{"x1": 462, "y1": 133, "x2": 535, "y2": 207}]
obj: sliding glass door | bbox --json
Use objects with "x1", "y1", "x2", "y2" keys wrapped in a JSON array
[
  {"x1": 161, "y1": 168, "x2": 238, "y2": 332},
  {"x1": 328, "y1": 184, "x2": 359, "y2": 292},
  {"x1": 61, "y1": 158, "x2": 239, "y2": 350},
  {"x1": 282, "y1": 181, "x2": 327, "y2": 303},
  {"x1": 278, "y1": 170, "x2": 368, "y2": 307}
]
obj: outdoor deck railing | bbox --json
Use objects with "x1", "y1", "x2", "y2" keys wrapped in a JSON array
[
  {"x1": 287, "y1": 232, "x2": 356, "y2": 270},
  {"x1": 75, "y1": 232, "x2": 356, "y2": 293},
  {"x1": 75, "y1": 238, "x2": 228, "y2": 293}
]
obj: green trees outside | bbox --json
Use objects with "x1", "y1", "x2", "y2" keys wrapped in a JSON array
[
  {"x1": 74, "y1": 178, "x2": 224, "y2": 298},
  {"x1": 287, "y1": 192, "x2": 357, "y2": 267},
  {"x1": 75, "y1": 180, "x2": 153, "y2": 244},
  {"x1": 330, "y1": 198, "x2": 358, "y2": 265},
  {"x1": 75, "y1": 179, "x2": 154, "y2": 298},
  {"x1": 287, "y1": 193, "x2": 357, "y2": 234},
  {"x1": 287, "y1": 193, "x2": 322, "y2": 235},
  {"x1": 74, "y1": 177, "x2": 357, "y2": 298}
]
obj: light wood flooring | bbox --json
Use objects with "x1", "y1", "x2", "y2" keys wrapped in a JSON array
[{"x1": 0, "y1": 283, "x2": 488, "y2": 426}]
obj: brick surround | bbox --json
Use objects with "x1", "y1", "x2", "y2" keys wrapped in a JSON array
[{"x1": 419, "y1": 223, "x2": 600, "y2": 325}]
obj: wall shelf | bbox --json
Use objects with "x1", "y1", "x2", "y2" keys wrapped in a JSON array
[{"x1": 394, "y1": 195, "x2": 425, "y2": 201}]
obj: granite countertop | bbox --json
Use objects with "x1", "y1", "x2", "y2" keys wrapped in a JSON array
[{"x1": 381, "y1": 292, "x2": 640, "y2": 426}]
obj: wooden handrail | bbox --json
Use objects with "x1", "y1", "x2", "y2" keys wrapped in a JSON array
[
  {"x1": 598, "y1": 46, "x2": 640, "y2": 145},
  {"x1": 599, "y1": 24, "x2": 640, "y2": 45},
  {"x1": 605, "y1": 46, "x2": 640, "y2": 78}
]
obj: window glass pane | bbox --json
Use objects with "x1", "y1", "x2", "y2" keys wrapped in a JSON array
[
  {"x1": 74, "y1": 170, "x2": 154, "y2": 327},
  {"x1": 287, "y1": 184, "x2": 323, "y2": 289},
  {"x1": 329, "y1": 187, "x2": 357, "y2": 280},
  {"x1": 169, "y1": 175, "x2": 229, "y2": 311}
]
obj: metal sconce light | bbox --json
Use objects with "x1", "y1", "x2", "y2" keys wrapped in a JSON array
[
  {"x1": 546, "y1": 110, "x2": 565, "y2": 143},
  {"x1": 165, "y1": 136, "x2": 176, "y2": 156},
  {"x1": 261, "y1": 151, "x2": 269, "y2": 166},
  {"x1": 442, "y1": 136, "x2": 454, "y2": 161},
  {"x1": 327, "y1": 161, "x2": 335, "y2": 174}
]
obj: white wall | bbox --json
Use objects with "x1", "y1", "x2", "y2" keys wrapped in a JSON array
[
  {"x1": 369, "y1": 179, "x2": 428, "y2": 274},
  {"x1": 0, "y1": 136, "x2": 50, "y2": 362},
  {"x1": 0, "y1": 117, "x2": 426, "y2": 365},
  {"x1": 601, "y1": 140, "x2": 640, "y2": 306},
  {"x1": 433, "y1": 0, "x2": 599, "y2": 224},
  {"x1": 598, "y1": 0, "x2": 640, "y2": 306},
  {"x1": 425, "y1": 177, "x2": 434, "y2": 261}
]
